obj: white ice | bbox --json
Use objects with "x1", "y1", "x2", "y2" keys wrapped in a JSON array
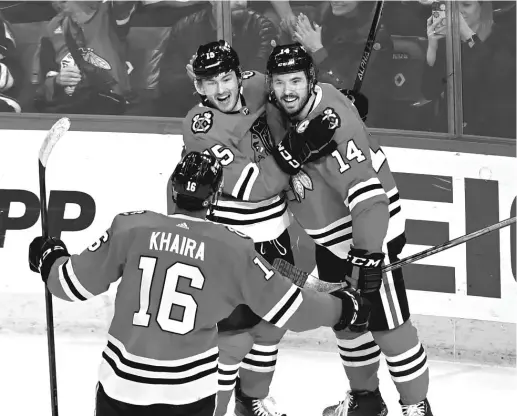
[{"x1": 1, "y1": 333, "x2": 515, "y2": 415}]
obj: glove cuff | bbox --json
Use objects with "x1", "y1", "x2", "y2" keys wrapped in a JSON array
[
  {"x1": 40, "y1": 246, "x2": 69, "y2": 283},
  {"x1": 347, "y1": 246, "x2": 385, "y2": 268},
  {"x1": 271, "y1": 141, "x2": 301, "y2": 175},
  {"x1": 331, "y1": 290, "x2": 359, "y2": 331}
]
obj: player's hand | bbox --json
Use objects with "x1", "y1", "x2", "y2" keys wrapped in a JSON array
[
  {"x1": 56, "y1": 66, "x2": 82, "y2": 87},
  {"x1": 331, "y1": 289, "x2": 371, "y2": 332},
  {"x1": 272, "y1": 110, "x2": 339, "y2": 175},
  {"x1": 29, "y1": 236, "x2": 70, "y2": 283},
  {"x1": 344, "y1": 246, "x2": 385, "y2": 294},
  {"x1": 340, "y1": 89, "x2": 369, "y2": 122}
]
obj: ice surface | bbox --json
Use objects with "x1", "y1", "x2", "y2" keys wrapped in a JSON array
[{"x1": 1, "y1": 333, "x2": 515, "y2": 415}]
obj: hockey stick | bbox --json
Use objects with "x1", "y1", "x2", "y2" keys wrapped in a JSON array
[
  {"x1": 38, "y1": 117, "x2": 71, "y2": 416},
  {"x1": 273, "y1": 216, "x2": 516, "y2": 293},
  {"x1": 352, "y1": 0, "x2": 385, "y2": 93}
]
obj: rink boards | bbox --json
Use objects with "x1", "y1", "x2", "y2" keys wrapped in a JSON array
[{"x1": 0, "y1": 129, "x2": 515, "y2": 365}]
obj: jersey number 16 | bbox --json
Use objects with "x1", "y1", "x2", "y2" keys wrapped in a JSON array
[{"x1": 132, "y1": 257, "x2": 205, "y2": 335}]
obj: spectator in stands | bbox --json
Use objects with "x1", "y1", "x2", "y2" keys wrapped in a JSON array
[
  {"x1": 33, "y1": 0, "x2": 137, "y2": 115},
  {"x1": 292, "y1": 1, "x2": 394, "y2": 127},
  {"x1": 156, "y1": 0, "x2": 279, "y2": 117},
  {"x1": 248, "y1": 1, "x2": 321, "y2": 44},
  {"x1": 423, "y1": 1, "x2": 516, "y2": 138},
  {"x1": 0, "y1": 11, "x2": 21, "y2": 112}
]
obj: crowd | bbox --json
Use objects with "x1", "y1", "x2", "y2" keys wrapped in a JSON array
[{"x1": 0, "y1": 0, "x2": 515, "y2": 138}]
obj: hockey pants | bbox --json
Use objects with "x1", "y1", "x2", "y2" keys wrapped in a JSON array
[
  {"x1": 315, "y1": 234, "x2": 430, "y2": 406},
  {"x1": 215, "y1": 230, "x2": 293, "y2": 416},
  {"x1": 94, "y1": 382, "x2": 216, "y2": 416}
]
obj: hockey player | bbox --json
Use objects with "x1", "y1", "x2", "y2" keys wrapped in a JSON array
[
  {"x1": 265, "y1": 44, "x2": 433, "y2": 416},
  {"x1": 28, "y1": 151, "x2": 371, "y2": 416},
  {"x1": 175, "y1": 40, "x2": 339, "y2": 416}
]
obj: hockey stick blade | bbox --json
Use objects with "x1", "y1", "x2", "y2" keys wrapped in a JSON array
[
  {"x1": 38, "y1": 117, "x2": 70, "y2": 416},
  {"x1": 274, "y1": 216, "x2": 516, "y2": 293},
  {"x1": 39, "y1": 117, "x2": 71, "y2": 168},
  {"x1": 272, "y1": 258, "x2": 348, "y2": 293},
  {"x1": 39, "y1": 117, "x2": 71, "y2": 238}
]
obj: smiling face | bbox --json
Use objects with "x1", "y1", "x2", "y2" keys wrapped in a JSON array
[
  {"x1": 197, "y1": 71, "x2": 241, "y2": 113},
  {"x1": 271, "y1": 71, "x2": 311, "y2": 117}
]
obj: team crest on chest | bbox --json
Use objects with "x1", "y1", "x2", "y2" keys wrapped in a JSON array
[
  {"x1": 191, "y1": 111, "x2": 214, "y2": 134},
  {"x1": 290, "y1": 170, "x2": 313, "y2": 202},
  {"x1": 250, "y1": 113, "x2": 275, "y2": 162}
]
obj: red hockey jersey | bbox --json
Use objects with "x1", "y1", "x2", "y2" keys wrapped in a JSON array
[
  {"x1": 267, "y1": 83, "x2": 405, "y2": 256},
  {"x1": 46, "y1": 211, "x2": 342, "y2": 406},
  {"x1": 180, "y1": 71, "x2": 291, "y2": 242}
]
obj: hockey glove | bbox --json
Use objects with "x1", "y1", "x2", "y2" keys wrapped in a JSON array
[
  {"x1": 340, "y1": 89, "x2": 369, "y2": 122},
  {"x1": 29, "y1": 236, "x2": 70, "y2": 283},
  {"x1": 331, "y1": 289, "x2": 371, "y2": 332},
  {"x1": 271, "y1": 112, "x2": 338, "y2": 175},
  {"x1": 344, "y1": 246, "x2": 385, "y2": 294}
]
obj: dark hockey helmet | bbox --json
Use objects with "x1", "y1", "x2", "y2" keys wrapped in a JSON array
[
  {"x1": 266, "y1": 43, "x2": 316, "y2": 86},
  {"x1": 193, "y1": 40, "x2": 241, "y2": 80},
  {"x1": 171, "y1": 151, "x2": 223, "y2": 212}
]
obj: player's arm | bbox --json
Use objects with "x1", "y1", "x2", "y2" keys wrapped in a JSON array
[
  {"x1": 182, "y1": 125, "x2": 291, "y2": 202},
  {"x1": 319, "y1": 105, "x2": 389, "y2": 293},
  {"x1": 232, "y1": 241, "x2": 369, "y2": 332},
  {"x1": 28, "y1": 216, "x2": 127, "y2": 302}
]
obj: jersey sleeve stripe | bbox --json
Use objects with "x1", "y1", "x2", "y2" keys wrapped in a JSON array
[
  {"x1": 231, "y1": 162, "x2": 259, "y2": 201},
  {"x1": 65, "y1": 260, "x2": 94, "y2": 299},
  {"x1": 262, "y1": 285, "x2": 303, "y2": 327},
  {"x1": 58, "y1": 259, "x2": 92, "y2": 301},
  {"x1": 346, "y1": 178, "x2": 385, "y2": 211}
]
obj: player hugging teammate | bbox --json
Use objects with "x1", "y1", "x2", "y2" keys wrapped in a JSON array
[
  {"x1": 178, "y1": 40, "x2": 343, "y2": 416},
  {"x1": 182, "y1": 39, "x2": 434, "y2": 416}
]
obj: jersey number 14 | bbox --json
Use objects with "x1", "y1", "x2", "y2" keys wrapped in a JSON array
[
  {"x1": 331, "y1": 139, "x2": 386, "y2": 174},
  {"x1": 132, "y1": 257, "x2": 205, "y2": 335}
]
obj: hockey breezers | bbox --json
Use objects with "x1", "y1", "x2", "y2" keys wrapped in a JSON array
[
  {"x1": 273, "y1": 216, "x2": 516, "y2": 293},
  {"x1": 38, "y1": 117, "x2": 71, "y2": 416}
]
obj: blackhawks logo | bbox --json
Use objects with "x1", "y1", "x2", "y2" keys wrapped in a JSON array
[
  {"x1": 191, "y1": 111, "x2": 214, "y2": 134},
  {"x1": 290, "y1": 170, "x2": 313, "y2": 202},
  {"x1": 322, "y1": 107, "x2": 341, "y2": 130}
]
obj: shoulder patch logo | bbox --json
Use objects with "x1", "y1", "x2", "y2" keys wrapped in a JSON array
[
  {"x1": 191, "y1": 111, "x2": 214, "y2": 134},
  {"x1": 322, "y1": 107, "x2": 341, "y2": 130},
  {"x1": 241, "y1": 71, "x2": 255, "y2": 80},
  {"x1": 290, "y1": 170, "x2": 313, "y2": 202},
  {"x1": 296, "y1": 119, "x2": 310, "y2": 134}
]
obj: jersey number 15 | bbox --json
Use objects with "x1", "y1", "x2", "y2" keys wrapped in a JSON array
[{"x1": 132, "y1": 257, "x2": 205, "y2": 335}]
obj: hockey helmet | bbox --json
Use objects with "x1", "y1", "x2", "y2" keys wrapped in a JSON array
[
  {"x1": 192, "y1": 40, "x2": 241, "y2": 80},
  {"x1": 171, "y1": 151, "x2": 223, "y2": 212},
  {"x1": 266, "y1": 43, "x2": 316, "y2": 85}
]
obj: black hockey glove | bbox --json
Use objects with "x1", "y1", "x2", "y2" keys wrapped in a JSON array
[
  {"x1": 339, "y1": 89, "x2": 369, "y2": 122},
  {"x1": 344, "y1": 246, "x2": 385, "y2": 294},
  {"x1": 271, "y1": 112, "x2": 339, "y2": 175},
  {"x1": 331, "y1": 289, "x2": 371, "y2": 333},
  {"x1": 29, "y1": 236, "x2": 70, "y2": 283}
]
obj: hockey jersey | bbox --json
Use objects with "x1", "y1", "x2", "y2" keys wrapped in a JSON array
[
  {"x1": 267, "y1": 83, "x2": 405, "y2": 257},
  {"x1": 46, "y1": 211, "x2": 342, "y2": 406},
  {"x1": 180, "y1": 71, "x2": 291, "y2": 242}
]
